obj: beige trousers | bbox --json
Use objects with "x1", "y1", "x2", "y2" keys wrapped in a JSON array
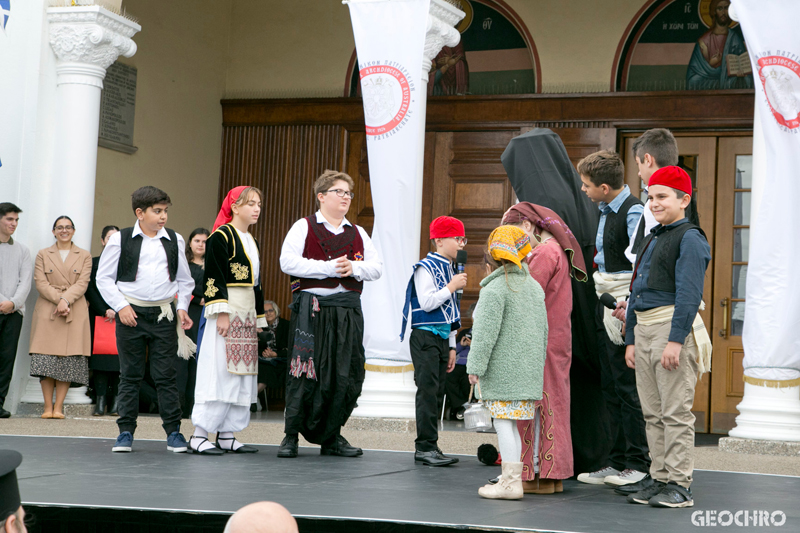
[{"x1": 634, "y1": 321, "x2": 698, "y2": 488}]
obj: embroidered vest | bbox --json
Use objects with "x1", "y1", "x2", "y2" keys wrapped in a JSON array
[
  {"x1": 291, "y1": 216, "x2": 365, "y2": 293},
  {"x1": 400, "y1": 253, "x2": 461, "y2": 341},
  {"x1": 634, "y1": 222, "x2": 707, "y2": 294},
  {"x1": 116, "y1": 226, "x2": 178, "y2": 283},
  {"x1": 603, "y1": 194, "x2": 642, "y2": 273}
]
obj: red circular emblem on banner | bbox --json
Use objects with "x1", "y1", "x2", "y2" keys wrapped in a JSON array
[
  {"x1": 359, "y1": 65, "x2": 411, "y2": 136},
  {"x1": 758, "y1": 56, "x2": 800, "y2": 130}
]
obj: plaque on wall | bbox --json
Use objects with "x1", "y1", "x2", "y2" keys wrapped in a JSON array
[{"x1": 99, "y1": 62, "x2": 138, "y2": 154}]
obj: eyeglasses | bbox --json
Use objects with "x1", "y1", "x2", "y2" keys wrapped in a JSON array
[
  {"x1": 323, "y1": 189, "x2": 355, "y2": 200},
  {"x1": 454, "y1": 237, "x2": 468, "y2": 245},
  {"x1": 265, "y1": 309, "x2": 276, "y2": 314},
  {"x1": 55, "y1": 225, "x2": 74, "y2": 231}
]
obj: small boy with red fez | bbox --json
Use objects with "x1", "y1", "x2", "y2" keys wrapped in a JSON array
[
  {"x1": 401, "y1": 216, "x2": 467, "y2": 466},
  {"x1": 624, "y1": 166, "x2": 711, "y2": 509}
]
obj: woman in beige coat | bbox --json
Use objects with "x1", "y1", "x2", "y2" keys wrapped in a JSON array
[{"x1": 29, "y1": 216, "x2": 92, "y2": 419}]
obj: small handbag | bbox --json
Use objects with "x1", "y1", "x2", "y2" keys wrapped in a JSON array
[{"x1": 463, "y1": 383, "x2": 493, "y2": 431}]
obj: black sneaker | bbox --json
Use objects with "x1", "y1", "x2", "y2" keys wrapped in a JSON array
[
  {"x1": 627, "y1": 481, "x2": 666, "y2": 505},
  {"x1": 614, "y1": 474, "x2": 655, "y2": 495},
  {"x1": 649, "y1": 482, "x2": 694, "y2": 508}
]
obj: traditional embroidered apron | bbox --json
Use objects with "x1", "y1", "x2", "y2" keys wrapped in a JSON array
[{"x1": 225, "y1": 287, "x2": 258, "y2": 375}]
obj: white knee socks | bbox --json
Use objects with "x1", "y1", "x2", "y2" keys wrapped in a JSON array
[
  {"x1": 494, "y1": 418, "x2": 522, "y2": 464},
  {"x1": 191, "y1": 427, "x2": 216, "y2": 452},
  {"x1": 217, "y1": 431, "x2": 244, "y2": 451}
]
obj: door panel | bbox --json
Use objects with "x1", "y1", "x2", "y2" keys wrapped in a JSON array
[
  {"x1": 710, "y1": 137, "x2": 752, "y2": 433},
  {"x1": 624, "y1": 136, "x2": 717, "y2": 432}
]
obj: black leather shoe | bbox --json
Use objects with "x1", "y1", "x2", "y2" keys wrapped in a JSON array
[
  {"x1": 216, "y1": 436, "x2": 258, "y2": 453},
  {"x1": 321, "y1": 435, "x2": 362, "y2": 457},
  {"x1": 415, "y1": 449, "x2": 458, "y2": 467},
  {"x1": 277, "y1": 434, "x2": 299, "y2": 458},
  {"x1": 107, "y1": 395, "x2": 119, "y2": 415},
  {"x1": 189, "y1": 436, "x2": 225, "y2": 456},
  {"x1": 250, "y1": 403, "x2": 257, "y2": 413},
  {"x1": 93, "y1": 396, "x2": 106, "y2": 416},
  {"x1": 0, "y1": 408, "x2": 10, "y2": 419}
]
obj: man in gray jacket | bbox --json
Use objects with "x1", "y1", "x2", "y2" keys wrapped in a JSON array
[{"x1": 0, "y1": 203, "x2": 32, "y2": 418}]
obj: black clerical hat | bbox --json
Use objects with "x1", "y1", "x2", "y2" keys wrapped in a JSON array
[{"x1": 0, "y1": 450, "x2": 23, "y2": 522}]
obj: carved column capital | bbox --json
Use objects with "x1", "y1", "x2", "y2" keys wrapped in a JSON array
[
  {"x1": 423, "y1": 0, "x2": 465, "y2": 81},
  {"x1": 48, "y1": 6, "x2": 140, "y2": 87}
]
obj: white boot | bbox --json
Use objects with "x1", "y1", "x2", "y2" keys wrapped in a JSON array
[{"x1": 478, "y1": 462, "x2": 523, "y2": 500}]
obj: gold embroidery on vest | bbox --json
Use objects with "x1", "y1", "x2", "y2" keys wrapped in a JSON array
[
  {"x1": 231, "y1": 263, "x2": 249, "y2": 281},
  {"x1": 205, "y1": 278, "x2": 219, "y2": 298}
]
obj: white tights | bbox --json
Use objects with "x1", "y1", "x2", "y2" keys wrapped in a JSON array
[{"x1": 494, "y1": 418, "x2": 521, "y2": 464}]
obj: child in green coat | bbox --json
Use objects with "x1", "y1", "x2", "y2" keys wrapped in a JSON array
[{"x1": 467, "y1": 225, "x2": 548, "y2": 500}]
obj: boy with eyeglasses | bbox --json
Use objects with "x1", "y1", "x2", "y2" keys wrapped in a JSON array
[
  {"x1": 277, "y1": 170, "x2": 382, "y2": 458},
  {"x1": 400, "y1": 216, "x2": 467, "y2": 466}
]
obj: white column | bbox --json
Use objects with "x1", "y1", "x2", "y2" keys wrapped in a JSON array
[
  {"x1": 352, "y1": 0, "x2": 464, "y2": 419},
  {"x1": 47, "y1": 5, "x2": 140, "y2": 250},
  {"x1": 726, "y1": 4, "x2": 800, "y2": 442},
  {"x1": 17, "y1": 6, "x2": 140, "y2": 411}
]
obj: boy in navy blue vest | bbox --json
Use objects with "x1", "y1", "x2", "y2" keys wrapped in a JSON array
[
  {"x1": 576, "y1": 151, "x2": 651, "y2": 487},
  {"x1": 401, "y1": 216, "x2": 467, "y2": 466},
  {"x1": 624, "y1": 166, "x2": 710, "y2": 508},
  {"x1": 97, "y1": 186, "x2": 195, "y2": 453}
]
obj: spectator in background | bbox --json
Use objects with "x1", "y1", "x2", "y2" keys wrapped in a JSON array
[
  {"x1": 223, "y1": 502, "x2": 298, "y2": 533},
  {"x1": 445, "y1": 303, "x2": 476, "y2": 421},
  {"x1": 253, "y1": 300, "x2": 290, "y2": 412},
  {"x1": 86, "y1": 225, "x2": 121, "y2": 416},
  {"x1": 180, "y1": 227, "x2": 209, "y2": 418},
  {"x1": 0, "y1": 203, "x2": 32, "y2": 419},
  {"x1": 29, "y1": 216, "x2": 92, "y2": 419}
]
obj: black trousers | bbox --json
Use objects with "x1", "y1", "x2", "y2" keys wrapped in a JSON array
[
  {"x1": 445, "y1": 364, "x2": 470, "y2": 416},
  {"x1": 175, "y1": 356, "x2": 197, "y2": 417},
  {"x1": 115, "y1": 304, "x2": 182, "y2": 436},
  {"x1": 0, "y1": 312, "x2": 23, "y2": 407},
  {"x1": 410, "y1": 329, "x2": 449, "y2": 452},
  {"x1": 284, "y1": 304, "x2": 365, "y2": 445},
  {"x1": 596, "y1": 301, "x2": 650, "y2": 472}
]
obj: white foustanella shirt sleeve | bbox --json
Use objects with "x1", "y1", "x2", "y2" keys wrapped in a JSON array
[{"x1": 350, "y1": 226, "x2": 382, "y2": 282}]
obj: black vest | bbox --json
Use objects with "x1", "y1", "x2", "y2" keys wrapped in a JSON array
[
  {"x1": 635, "y1": 221, "x2": 707, "y2": 294},
  {"x1": 631, "y1": 195, "x2": 699, "y2": 256},
  {"x1": 603, "y1": 194, "x2": 642, "y2": 273},
  {"x1": 116, "y1": 226, "x2": 179, "y2": 283}
]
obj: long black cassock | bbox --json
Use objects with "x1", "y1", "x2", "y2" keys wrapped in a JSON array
[{"x1": 502, "y1": 128, "x2": 611, "y2": 474}]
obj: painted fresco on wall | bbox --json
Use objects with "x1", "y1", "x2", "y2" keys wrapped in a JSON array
[
  {"x1": 619, "y1": 0, "x2": 754, "y2": 91},
  {"x1": 348, "y1": 0, "x2": 536, "y2": 96}
]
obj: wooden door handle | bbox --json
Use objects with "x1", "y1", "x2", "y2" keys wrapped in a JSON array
[{"x1": 719, "y1": 297, "x2": 729, "y2": 338}]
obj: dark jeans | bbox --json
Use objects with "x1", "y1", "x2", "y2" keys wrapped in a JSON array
[
  {"x1": 410, "y1": 329, "x2": 449, "y2": 452},
  {"x1": 115, "y1": 304, "x2": 182, "y2": 436},
  {"x1": 596, "y1": 301, "x2": 650, "y2": 472},
  {"x1": 445, "y1": 364, "x2": 470, "y2": 416},
  {"x1": 0, "y1": 312, "x2": 23, "y2": 408}
]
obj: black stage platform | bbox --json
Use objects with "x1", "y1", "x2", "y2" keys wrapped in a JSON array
[{"x1": 5, "y1": 434, "x2": 798, "y2": 532}]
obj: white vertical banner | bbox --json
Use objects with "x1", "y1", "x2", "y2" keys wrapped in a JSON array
[
  {"x1": 346, "y1": 0, "x2": 431, "y2": 371},
  {"x1": 733, "y1": 0, "x2": 800, "y2": 387}
]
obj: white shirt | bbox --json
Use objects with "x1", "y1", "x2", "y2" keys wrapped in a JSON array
[
  {"x1": 413, "y1": 266, "x2": 457, "y2": 348},
  {"x1": 97, "y1": 221, "x2": 195, "y2": 312},
  {"x1": 624, "y1": 195, "x2": 658, "y2": 265},
  {"x1": 280, "y1": 211, "x2": 382, "y2": 296}
]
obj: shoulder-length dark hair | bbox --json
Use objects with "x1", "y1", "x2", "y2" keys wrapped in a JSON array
[{"x1": 185, "y1": 227, "x2": 210, "y2": 263}]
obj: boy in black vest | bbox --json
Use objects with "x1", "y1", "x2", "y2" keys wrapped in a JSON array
[
  {"x1": 576, "y1": 151, "x2": 651, "y2": 487},
  {"x1": 624, "y1": 166, "x2": 710, "y2": 508},
  {"x1": 97, "y1": 186, "x2": 195, "y2": 453},
  {"x1": 277, "y1": 170, "x2": 382, "y2": 459}
]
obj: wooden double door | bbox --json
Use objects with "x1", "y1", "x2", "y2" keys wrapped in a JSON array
[
  {"x1": 623, "y1": 135, "x2": 753, "y2": 434},
  {"x1": 344, "y1": 127, "x2": 615, "y2": 320}
]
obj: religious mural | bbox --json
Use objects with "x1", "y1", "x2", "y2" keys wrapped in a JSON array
[
  {"x1": 617, "y1": 0, "x2": 754, "y2": 91},
  {"x1": 348, "y1": 0, "x2": 537, "y2": 96}
]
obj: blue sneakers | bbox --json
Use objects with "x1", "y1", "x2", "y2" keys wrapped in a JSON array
[
  {"x1": 167, "y1": 431, "x2": 188, "y2": 453},
  {"x1": 112, "y1": 431, "x2": 133, "y2": 453}
]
